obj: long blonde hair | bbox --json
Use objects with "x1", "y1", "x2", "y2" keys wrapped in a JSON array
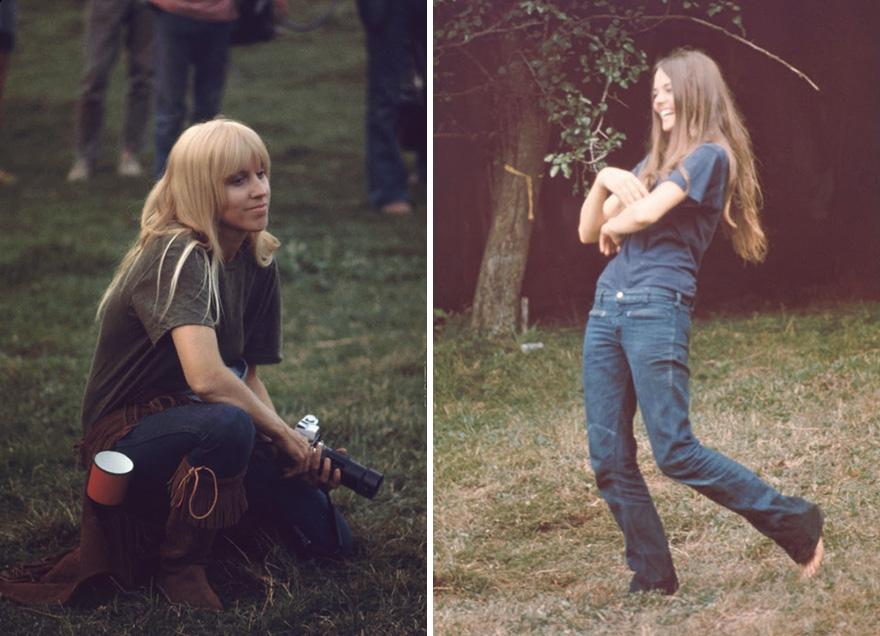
[
  {"x1": 639, "y1": 48, "x2": 767, "y2": 263},
  {"x1": 97, "y1": 118, "x2": 280, "y2": 320}
]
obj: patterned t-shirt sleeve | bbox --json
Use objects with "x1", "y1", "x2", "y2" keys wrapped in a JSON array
[
  {"x1": 664, "y1": 144, "x2": 729, "y2": 210},
  {"x1": 130, "y1": 238, "x2": 215, "y2": 344},
  {"x1": 242, "y1": 260, "x2": 282, "y2": 365}
]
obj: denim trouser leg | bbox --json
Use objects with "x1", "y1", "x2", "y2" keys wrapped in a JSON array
[
  {"x1": 584, "y1": 288, "x2": 823, "y2": 591},
  {"x1": 244, "y1": 443, "x2": 354, "y2": 558},
  {"x1": 624, "y1": 295, "x2": 822, "y2": 564},
  {"x1": 360, "y1": 3, "x2": 412, "y2": 208},
  {"x1": 153, "y1": 9, "x2": 190, "y2": 178},
  {"x1": 584, "y1": 302, "x2": 678, "y2": 593},
  {"x1": 75, "y1": 0, "x2": 126, "y2": 165},
  {"x1": 111, "y1": 403, "x2": 256, "y2": 518},
  {"x1": 112, "y1": 403, "x2": 352, "y2": 556},
  {"x1": 190, "y1": 22, "x2": 232, "y2": 124},
  {"x1": 120, "y1": 1, "x2": 155, "y2": 156},
  {"x1": 74, "y1": 0, "x2": 154, "y2": 164}
]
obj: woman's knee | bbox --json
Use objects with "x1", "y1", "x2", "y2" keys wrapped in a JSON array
[
  {"x1": 189, "y1": 404, "x2": 255, "y2": 474},
  {"x1": 654, "y1": 441, "x2": 701, "y2": 480}
]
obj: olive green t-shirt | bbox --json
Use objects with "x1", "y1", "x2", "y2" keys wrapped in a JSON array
[{"x1": 80, "y1": 235, "x2": 282, "y2": 432}]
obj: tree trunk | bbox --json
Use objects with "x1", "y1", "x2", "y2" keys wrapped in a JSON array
[{"x1": 470, "y1": 43, "x2": 551, "y2": 335}]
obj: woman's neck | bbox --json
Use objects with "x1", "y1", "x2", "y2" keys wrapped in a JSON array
[{"x1": 218, "y1": 227, "x2": 247, "y2": 261}]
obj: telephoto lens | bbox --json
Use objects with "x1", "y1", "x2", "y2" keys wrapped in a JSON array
[
  {"x1": 320, "y1": 445, "x2": 384, "y2": 499},
  {"x1": 294, "y1": 414, "x2": 384, "y2": 499}
]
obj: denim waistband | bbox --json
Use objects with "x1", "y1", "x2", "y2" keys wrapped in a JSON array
[{"x1": 594, "y1": 287, "x2": 693, "y2": 307}]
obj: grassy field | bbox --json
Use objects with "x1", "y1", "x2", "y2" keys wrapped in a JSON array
[
  {"x1": 0, "y1": 1, "x2": 426, "y2": 634},
  {"x1": 434, "y1": 303, "x2": 880, "y2": 635}
]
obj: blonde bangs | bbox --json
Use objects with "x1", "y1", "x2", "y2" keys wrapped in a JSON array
[{"x1": 208, "y1": 121, "x2": 271, "y2": 191}]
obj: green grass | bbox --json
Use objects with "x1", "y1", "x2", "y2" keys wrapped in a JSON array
[
  {"x1": 0, "y1": 2, "x2": 426, "y2": 633},
  {"x1": 434, "y1": 304, "x2": 880, "y2": 635}
]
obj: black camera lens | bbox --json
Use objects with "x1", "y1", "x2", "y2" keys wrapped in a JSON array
[{"x1": 321, "y1": 446, "x2": 384, "y2": 499}]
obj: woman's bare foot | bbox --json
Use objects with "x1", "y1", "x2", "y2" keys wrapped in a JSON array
[{"x1": 799, "y1": 536, "x2": 824, "y2": 579}]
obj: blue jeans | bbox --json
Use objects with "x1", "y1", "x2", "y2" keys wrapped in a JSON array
[
  {"x1": 358, "y1": 0, "x2": 426, "y2": 207},
  {"x1": 152, "y1": 8, "x2": 232, "y2": 177},
  {"x1": 112, "y1": 402, "x2": 352, "y2": 558},
  {"x1": 583, "y1": 287, "x2": 822, "y2": 593}
]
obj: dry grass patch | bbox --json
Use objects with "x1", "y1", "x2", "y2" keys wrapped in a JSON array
[{"x1": 434, "y1": 303, "x2": 880, "y2": 635}]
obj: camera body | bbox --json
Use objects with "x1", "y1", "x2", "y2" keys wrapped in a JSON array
[{"x1": 294, "y1": 414, "x2": 384, "y2": 500}]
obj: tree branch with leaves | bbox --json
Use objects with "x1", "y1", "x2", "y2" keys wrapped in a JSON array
[{"x1": 434, "y1": 0, "x2": 818, "y2": 334}]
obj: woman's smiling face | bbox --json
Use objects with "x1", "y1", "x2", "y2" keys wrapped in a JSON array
[
  {"x1": 652, "y1": 67, "x2": 675, "y2": 132},
  {"x1": 219, "y1": 163, "x2": 271, "y2": 236}
]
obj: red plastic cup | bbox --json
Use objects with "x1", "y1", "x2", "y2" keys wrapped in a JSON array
[{"x1": 86, "y1": 451, "x2": 134, "y2": 506}]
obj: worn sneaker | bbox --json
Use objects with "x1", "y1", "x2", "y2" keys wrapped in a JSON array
[
  {"x1": 66, "y1": 158, "x2": 91, "y2": 182},
  {"x1": 380, "y1": 200, "x2": 413, "y2": 216},
  {"x1": 0, "y1": 168, "x2": 17, "y2": 186},
  {"x1": 118, "y1": 152, "x2": 143, "y2": 177}
]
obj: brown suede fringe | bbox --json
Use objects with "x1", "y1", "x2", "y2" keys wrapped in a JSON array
[
  {"x1": 0, "y1": 394, "x2": 193, "y2": 606},
  {"x1": 167, "y1": 458, "x2": 249, "y2": 530},
  {"x1": 78, "y1": 394, "x2": 192, "y2": 469}
]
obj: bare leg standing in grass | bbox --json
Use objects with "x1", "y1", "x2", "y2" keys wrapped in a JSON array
[{"x1": 578, "y1": 48, "x2": 823, "y2": 595}]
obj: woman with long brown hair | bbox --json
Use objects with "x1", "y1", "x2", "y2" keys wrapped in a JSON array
[{"x1": 578, "y1": 48, "x2": 823, "y2": 594}]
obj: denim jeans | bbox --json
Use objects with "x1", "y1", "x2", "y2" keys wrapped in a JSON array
[
  {"x1": 152, "y1": 8, "x2": 232, "y2": 177},
  {"x1": 112, "y1": 402, "x2": 352, "y2": 557},
  {"x1": 358, "y1": 0, "x2": 426, "y2": 207},
  {"x1": 583, "y1": 287, "x2": 822, "y2": 593}
]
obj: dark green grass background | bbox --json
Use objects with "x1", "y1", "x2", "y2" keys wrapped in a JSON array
[{"x1": 0, "y1": 1, "x2": 426, "y2": 633}]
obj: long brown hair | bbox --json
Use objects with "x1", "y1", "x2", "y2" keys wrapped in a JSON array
[{"x1": 639, "y1": 48, "x2": 766, "y2": 263}]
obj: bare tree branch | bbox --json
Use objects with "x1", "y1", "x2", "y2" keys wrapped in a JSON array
[
  {"x1": 434, "y1": 19, "x2": 544, "y2": 52},
  {"x1": 434, "y1": 131, "x2": 496, "y2": 141},
  {"x1": 653, "y1": 14, "x2": 820, "y2": 91},
  {"x1": 434, "y1": 85, "x2": 491, "y2": 100},
  {"x1": 573, "y1": 12, "x2": 821, "y2": 92},
  {"x1": 437, "y1": 9, "x2": 820, "y2": 92}
]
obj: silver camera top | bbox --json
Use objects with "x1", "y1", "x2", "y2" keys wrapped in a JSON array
[{"x1": 294, "y1": 414, "x2": 321, "y2": 443}]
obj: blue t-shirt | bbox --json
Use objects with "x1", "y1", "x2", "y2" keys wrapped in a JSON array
[{"x1": 596, "y1": 143, "x2": 729, "y2": 298}]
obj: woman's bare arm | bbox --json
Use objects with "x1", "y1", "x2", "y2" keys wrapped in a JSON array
[
  {"x1": 579, "y1": 168, "x2": 650, "y2": 243},
  {"x1": 242, "y1": 362, "x2": 342, "y2": 487},
  {"x1": 602, "y1": 194, "x2": 625, "y2": 219},
  {"x1": 244, "y1": 364, "x2": 275, "y2": 411},
  {"x1": 171, "y1": 324, "x2": 311, "y2": 474},
  {"x1": 598, "y1": 181, "x2": 688, "y2": 255},
  {"x1": 578, "y1": 179, "x2": 610, "y2": 244}
]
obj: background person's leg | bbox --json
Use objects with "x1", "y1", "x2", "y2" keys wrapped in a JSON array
[
  {"x1": 119, "y1": 0, "x2": 155, "y2": 172},
  {"x1": 190, "y1": 20, "x2": 232, "y2": 124},
  {"x1": 70, "y1": 0, "x2": 128, "y2": 177},
  {"x1": 359, "y1": 3, "x2": 410, "y2": 210},
  {"x1": 152, "y1": 10, "x2": 192, "y2": 178}
]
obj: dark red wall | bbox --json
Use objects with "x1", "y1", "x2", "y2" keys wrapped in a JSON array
[{"x1": 434, "y1": 0, "x2": 880, "y2": 321}]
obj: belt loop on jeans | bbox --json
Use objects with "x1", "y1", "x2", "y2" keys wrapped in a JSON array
[{"x1": 675, "y1": 292, "x2": 682, "y2": 307}]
